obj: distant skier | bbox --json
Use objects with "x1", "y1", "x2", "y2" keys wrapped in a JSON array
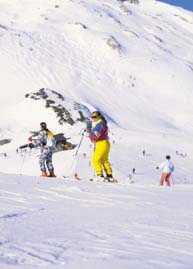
[
  {"x1": 128, "y1": 174, "x2": 134, "y2": 183},
  {"x1": 142, "y1": 150, "x2": 145, "y2": 156},
  {"x1": 156, "y1": 155, "x2": 174, "y2": 187},
  {"x1": 28, "y1": 122, "x2": 56, "y2": 177},
  {"x1": 87, "y1": 111, "x2": 114, "y2": 182},
  {"x1": 132, "y1": 168, "x2": 136, "y2": 174}
]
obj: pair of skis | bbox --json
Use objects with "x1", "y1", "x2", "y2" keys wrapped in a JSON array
[
  {"x1": 73, "y1": 173, "x2": 118, "y2": 183},
  {"x1": 62, "y1": 175, "x2": 118, "y2": 183},
  {"x1": 89, "y1": 178, "x2": 118, "y2": 183}
]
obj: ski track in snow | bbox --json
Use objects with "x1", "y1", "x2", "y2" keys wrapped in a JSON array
[{"x1": 0, "y1": 174, "x2": 193, "y2": 268}]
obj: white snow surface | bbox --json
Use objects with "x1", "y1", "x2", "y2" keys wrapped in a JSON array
[
  {"x1": 1, "y1": 172, "x2": 193, "y2": 269},
  {"x1": 0, "y1": 0, "x2": 193, "y2": 268}
]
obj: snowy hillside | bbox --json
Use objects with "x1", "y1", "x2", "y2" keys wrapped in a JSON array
[
  {"x1": 0, "y1": 0, "x2": 193, "y2": 267},
  {"x1": 0, "y1": 0, "x2": 193, "y2": 132},
  {"x1": 0, "y1": 0, "x2": 193, "y2": 180}
]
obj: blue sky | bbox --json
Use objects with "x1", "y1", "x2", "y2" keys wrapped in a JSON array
[{"x1": 159, "y1": 0, "x2": 193, "y2": 12}]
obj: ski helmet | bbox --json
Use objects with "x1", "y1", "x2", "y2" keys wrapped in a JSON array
[{"x1": 40, "y1": 122, "x2": 47, "y2": 130}]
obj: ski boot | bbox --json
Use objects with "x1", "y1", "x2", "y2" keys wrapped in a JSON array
[
  {"x1": 105, "y1": 174, "x2": 118, "y2": 183},
  {"x1": 41, "y1": 171, "x2": 48, "y2": 177},
  {"x1": 95, "y1": 174, "x2": 105, "y2": 182},
  {"x1": 48, "y1": 171, "x2": 56, "y2": 178}
]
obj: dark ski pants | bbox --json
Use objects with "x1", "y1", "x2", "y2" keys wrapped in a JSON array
[{"x1": 160, "y1": 172, "x2": 171, "y2": 187}]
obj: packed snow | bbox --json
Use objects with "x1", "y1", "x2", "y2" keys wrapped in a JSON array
[
  {"x1": 0, "y1": 0, "x2": 193, "y2": 268},
  {"x1": 1, "y1": 173, "x2": 193, "y2": 269}
]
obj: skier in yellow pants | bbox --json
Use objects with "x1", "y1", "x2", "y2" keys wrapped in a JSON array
[{"x1": 88, "y1": 111, "x2": 114, "y2": 182}]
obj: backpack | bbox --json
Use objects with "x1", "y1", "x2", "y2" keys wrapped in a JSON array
[{"x1": 170, "y1": 164, "x2": 174, "y2": 172}]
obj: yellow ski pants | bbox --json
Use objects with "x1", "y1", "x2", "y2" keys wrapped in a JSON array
[{"x1": 92, "y1": 140, "x2": 112, "y2": 176}]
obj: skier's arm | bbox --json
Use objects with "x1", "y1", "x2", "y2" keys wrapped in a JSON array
[
  {"x1": 85, "y1": 119, "x2": 92, "y2": 133},
  {"x1": 28, "y1": 134, "x2": 44, "y2": 148},
  {"x1": 89, "y1": 122, "x2": 107, "y2": 142}
]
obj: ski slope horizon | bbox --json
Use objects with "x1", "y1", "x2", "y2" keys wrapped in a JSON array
[{"x1": 0, "y1": 0, "x2": 193, "y2": 268}]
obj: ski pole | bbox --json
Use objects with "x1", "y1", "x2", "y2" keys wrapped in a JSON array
[
  {"x1": 19, "y1": 152, "x2": 27, "y2": 175},
  {"x1": 67, "y1": 129, "x2": 86, "y2": 177},
  {"x1": 171, "y1": 174, "x2": 175, "y2": 185}
]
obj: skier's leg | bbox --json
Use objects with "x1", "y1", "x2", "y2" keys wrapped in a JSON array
[
  {"x1": 45, "y1": 150, "x2": 55, "y2": 176},
  {"x1": 160, "y1": 173, "x2": 165, "y2": 186},
  {"x1": 39, "y1": 150, "x2": 47, "y2": 176},
  {"x1": 92, "y1": 141, "x2": 105, "y2": 176},
  {"x1": 100, "y1": 141, "x2": 113, "y2": 176},
  {"x1": 165, "y1": 173, "x2": 171, "y2": 187}
]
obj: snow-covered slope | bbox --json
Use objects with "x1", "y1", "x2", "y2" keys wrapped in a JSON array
[
  {"x1": 0, "y1": 0, "x2": 193, "y2": 181},
  {"x1": 0, "y1": 0, "x2": 193, "y2": 131},
  {"x1": 1, "y1": 1, "x2": 193, "y2": 268},
  {"x1": 1, "y1": 173, "x2": 193, "y2": 269}
]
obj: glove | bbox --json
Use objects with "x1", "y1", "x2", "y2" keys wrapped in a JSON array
[
  {"x1": 28, "y1": 137, "x2": 32, "y2": 142},
  {"x1": 86, "y1": 120, "x2": 92, "y2": 132},
  {"x1": 29, "y1": 143, "x2": 34, "y2": 149}
]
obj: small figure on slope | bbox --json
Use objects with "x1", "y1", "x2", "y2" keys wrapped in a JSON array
[
  {"x1": 87, "y1": 111, "x2": 115, "y2": 182},
  {"x1": 28, "y1": 122, "x2": 56, "y2": 177},
  {"x1": 156, "y1": 155, "x2": 174, "y2": 187}
]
